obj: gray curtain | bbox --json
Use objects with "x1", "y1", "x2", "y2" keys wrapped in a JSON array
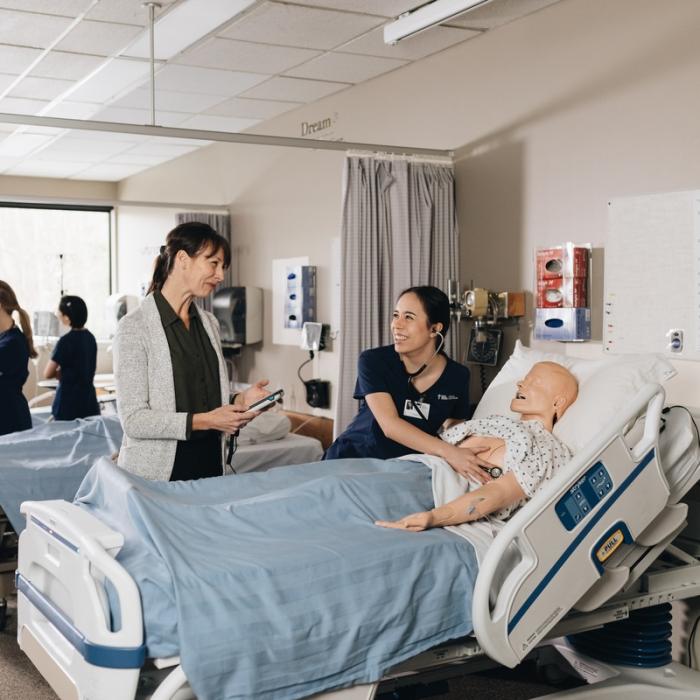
[
  {"x1": 176, "y1": 212, "x2": 232, "y2": 311},
  {"x1": 336, "y1": 156, "x2": 459, "y2": 434}
]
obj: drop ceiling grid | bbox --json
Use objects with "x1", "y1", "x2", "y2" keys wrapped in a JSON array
[{"x1": 0, "y1": 0, "x2": 563, "y2": 180}]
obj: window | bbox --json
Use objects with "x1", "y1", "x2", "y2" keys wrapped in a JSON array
[{"x1": 0, "y1": 204, "x2": 112, "y2": 339}]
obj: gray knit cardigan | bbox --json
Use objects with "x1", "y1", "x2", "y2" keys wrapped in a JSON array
[{"x1": 113, "y1": 294, "x2": 229, "y2": 481}]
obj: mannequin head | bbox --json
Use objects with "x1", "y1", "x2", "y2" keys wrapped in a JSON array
[{"x1": 510, "y1": 362, "x2": 578, "y2": 431}]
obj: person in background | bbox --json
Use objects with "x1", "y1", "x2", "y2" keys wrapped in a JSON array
[
  {"x1": 44, "y1": 295, "x2": 100, "y2": 421},
  {"x1": 0, "y1": 280, "x2": 37, "y2": 435},
  {"x1": 325, "y1": 286, "x2": 496, "y2": 484},
  {"x1": 114, "y1": 221, "x2": 269, "y2": 482}
]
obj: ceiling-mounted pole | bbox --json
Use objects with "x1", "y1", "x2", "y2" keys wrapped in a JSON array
[{"x1": 143, "y1": 2, "x2": 161, "y2": 126}]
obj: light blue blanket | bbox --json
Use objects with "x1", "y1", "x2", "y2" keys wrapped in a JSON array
[
  {"x1": 0, "y1": 416, "x2": 122, "y2": 532},
  {"x1": 76, "y1": 458, "x2": 479, "y2": 700}
]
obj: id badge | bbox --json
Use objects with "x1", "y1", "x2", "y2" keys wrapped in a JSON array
[{"x1": 403, "y1": 399, "x2": 431, "y2": 420}]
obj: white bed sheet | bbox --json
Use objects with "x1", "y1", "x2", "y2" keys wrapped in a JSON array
[{"x1": 231, "y1": 433, "x2": 324, "y2": 474}]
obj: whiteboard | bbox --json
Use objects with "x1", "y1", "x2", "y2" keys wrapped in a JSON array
[{"x1": 604, "y1": 190, "x2": 700, "y2": 358}]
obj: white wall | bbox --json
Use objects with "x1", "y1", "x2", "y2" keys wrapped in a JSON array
[{"x1": 116, "y1": 0, "x2": 700, "y2": 410}]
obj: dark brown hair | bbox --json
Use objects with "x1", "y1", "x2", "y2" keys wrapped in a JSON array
[
  {"x1": 0, "y1": 280, "x2": 38, "y2": 358},
  {"x1": 147, "y1": 222, "x2": 231, "y2": 295}
]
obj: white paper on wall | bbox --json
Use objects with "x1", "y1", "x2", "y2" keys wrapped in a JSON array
[{"x1": 604, "y1": 190, "x2": 700, "y2": 358}]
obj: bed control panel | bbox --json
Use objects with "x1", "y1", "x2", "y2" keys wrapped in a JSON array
[{"x1": 555, "y1": 461, "x2": 613, "y2": 530}]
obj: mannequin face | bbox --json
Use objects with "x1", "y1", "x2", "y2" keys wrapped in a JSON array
[
  {"x1": 391, "y1": 292, "x2": 440, "y2": 354},
  {"x1": 176, "y1": 244, "x2": 226, "y2": 298},
  {"x1": 510, "y1": 362, "x2": 578, "y2": 428}
]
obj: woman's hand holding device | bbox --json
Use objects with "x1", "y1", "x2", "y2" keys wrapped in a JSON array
[{"x1": 193, "y1": 404, "x2": 256, "y2": 434}]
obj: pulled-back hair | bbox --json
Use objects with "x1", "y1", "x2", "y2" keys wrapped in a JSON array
[
  {"x1": 0, "y1": 280, "x2": 38, "y2": 358},
  {"x1": 397, "y1": 285, "x2": 451, "y2": 349},
  {"x1": 59, "y1": 295, "x2": 88, "y2": 328},
  {"x1": 147, "y1": 222, "x2": 231, "y2": 295}
]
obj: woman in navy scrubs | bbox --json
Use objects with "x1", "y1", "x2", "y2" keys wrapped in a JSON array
[
  {"x1": 325, "y1": 286, "x2": 495, "y2": 483},
  {"x1": 44, "y1": 295, "x2": 100, "y2": 421},
  {"x1": 0, "y1": 280, "x2": 37, "y2": 435}
]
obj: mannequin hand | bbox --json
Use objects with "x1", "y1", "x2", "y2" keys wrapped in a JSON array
[
  {"x1": 240, "y1": 380, "x2": 270, "y2": 408},
  {"x1": 196, "y1": 405, "x2": 256, "y2": 434},
  {"x1": 444, "y1": 445, "x2": 495, "y2": 484},
  {"x1": 375, "y1": 511, "x2": 434, "y2": 532}
]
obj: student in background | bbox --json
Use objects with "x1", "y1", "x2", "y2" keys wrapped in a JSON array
[
  {"x1": 44, "y1": 295, "x2": 100, "y2": 421},
  {"x1": 0, "y1": 280, "x2": 37, "y2": 435}
]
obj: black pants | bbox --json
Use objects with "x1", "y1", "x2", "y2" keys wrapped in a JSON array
[{"x1": 170, "y1": 431, "x2": 222, "y2": 481}]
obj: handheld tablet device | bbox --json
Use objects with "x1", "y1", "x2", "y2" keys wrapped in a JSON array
[{"x1": 248, "y1": 389, "x2": 284, "y2": 411}]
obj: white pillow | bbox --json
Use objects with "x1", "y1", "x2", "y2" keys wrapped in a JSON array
[
  {"x1": 238, "y1": 412, "x2": 291, "y2": 445},
  {"x1": 473, "y1": 340, "x2": 676, "y2": 453}
]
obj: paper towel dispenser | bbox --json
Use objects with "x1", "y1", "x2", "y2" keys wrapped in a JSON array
[{"x1": 213, "y1": 286, "x2": 262, "y2": 346}]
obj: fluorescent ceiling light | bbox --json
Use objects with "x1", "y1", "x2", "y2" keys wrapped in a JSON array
[
  {"x1": 384, "y1": 0, "x2": 491, "y2": 44},
  {"x1": 125, "y1": 0, "x2": 257, "y2": 61}
]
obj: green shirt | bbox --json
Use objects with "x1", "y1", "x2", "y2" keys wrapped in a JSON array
[{"x1": 153, "y1": 291, "x2": 222, "y2": 439}]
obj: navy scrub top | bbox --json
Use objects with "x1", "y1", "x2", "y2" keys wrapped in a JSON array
[
  {"x1": 0, "y1": 326, "x2": 32, "y2": 435},
  {"x1": 51, "y1": 328, "x2": 100, "y2": 421},
  {"x1": 325, "y1": 344, "x2": 471, "y2": 460}
]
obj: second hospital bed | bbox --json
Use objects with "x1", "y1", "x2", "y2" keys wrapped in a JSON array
[{"x1": 13, "y1": 376, "x2": 700, "y2": 699}]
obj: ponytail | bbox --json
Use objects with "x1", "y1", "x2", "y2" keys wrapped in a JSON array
[
  {"x1": 0, "y1": 280, "x2": 37, "y2": 359},
  {"x1": 17, "y1": 307, "x2": 37, "y2": 359},
  {"x1": 147, "y1": 249, "x2": 170, "y2": 295}
]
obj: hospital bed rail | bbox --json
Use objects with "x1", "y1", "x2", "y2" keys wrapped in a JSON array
[
  {"x1": 472, "y1": 382, "x2": 673, "y2": 667},
  {"x1": 13, "y1": 382, "x2": 700, "y2": 700}
]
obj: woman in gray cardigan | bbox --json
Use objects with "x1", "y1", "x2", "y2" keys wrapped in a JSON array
[{"x1": 114, "y1": 222, "x2": 269, "y2": 481}]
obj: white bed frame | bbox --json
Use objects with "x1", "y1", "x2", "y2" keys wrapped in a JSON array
[{"x1": 14, "y1": 384, "x2": 700, "y2": 700}]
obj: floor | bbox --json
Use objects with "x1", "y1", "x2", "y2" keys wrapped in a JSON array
[{"x1": 1, "y1": 594, "x2": 577, "y2": 700}]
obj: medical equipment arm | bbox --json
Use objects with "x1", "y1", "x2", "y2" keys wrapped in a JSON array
[
  {"x1": 376, "y1": 474, "x2": 525, "y2": 531},
  {"x1": 365, "y1": 392, "x2": 494, "y2": 483}
]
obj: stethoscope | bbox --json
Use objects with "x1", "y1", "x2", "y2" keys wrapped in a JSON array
[{"x1": 404, "y1": 330, "x2": 445, "y2": 422}]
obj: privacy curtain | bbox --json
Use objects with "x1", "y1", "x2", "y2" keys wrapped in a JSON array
[
  {"x1": 336, "y1": 156, "x2": 459, "y2": 433},
  {"x1": 176, "y1": 212, "x2": 232, "y2": 311}
]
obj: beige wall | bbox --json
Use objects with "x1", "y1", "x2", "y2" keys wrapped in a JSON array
[
  {"x1": 0, "y1": 175, "x2": 116, "y2": 202},
  {"x1": 117, "y1": 0, "x2": 700, "y2": 410}
]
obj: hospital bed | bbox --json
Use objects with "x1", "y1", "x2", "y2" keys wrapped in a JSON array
[{"x1": 14, "y1": 381, "x2": 700, "y2": 700}]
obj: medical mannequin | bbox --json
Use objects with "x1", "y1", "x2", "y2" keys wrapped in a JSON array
[
  {"x1": 376, "y1": 361, "x2": 578, "y2": 531},
  {"x1": 325, "y1": 286, "x2": 497, "y2": 483}
]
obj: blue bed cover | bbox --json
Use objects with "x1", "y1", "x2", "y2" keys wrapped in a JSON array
[
  {"x1": 76, "y1": 456, "x2": 479, "y2": 700},
  {"x1": 0, "y1": 416, "x2": 122, "y2": 532}
]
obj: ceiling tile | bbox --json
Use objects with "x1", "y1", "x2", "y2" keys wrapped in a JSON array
[
  {"x1": 0, "y1": 73, "x2": 17, "y2": 93},
  {"x1": 9, "y1": 76, "x2": 75, "y2": 101},
  {"x1": 204, "y1": 96, "x2": 298, "y2": 120},
  {"x1": 285, "y1": 52, "x2": 407, "y2": 83},
  {"x1": 220, "y1": 3, "x2": 382, "y2": 50},
  {"x1": 67, "y1": 58, "x2": 151, "y2": 103},
  {"x1": 70, "y1": 162, "x2": 147, "y2": 180},
  {"x1": 178, "y1": 114, "x2": 258, "y2": 132},
  {"x1": 240, "y1": 76, "x2": 348, "y2": 102},
  {"x1": 0, "y1": 132, "x2": 54, "y2": 157},
  {"x1": 175, "y1": 37, "x2": 320, "y2": 75},
  {"x1": 282, "y1": 0, "x2": 422, "y2": 17},
  {"x1": 0, "y1": 1, "x2": 90, "y2": 16},
  {"x1": 44, "y1": 100, "x2": 99, "y2": 119},
  {"x1": 111, "y1": 88, "x2": 225, "y2": 114},
  {"x1": 0, "y1": 45, "x2": 43, "y2": 75},
  {"x1": 96, "y1": 106, "x2": 190, "y2": 127},
  {"x1": 0, "y1": 9, "x2": 73, "y2": 48},
  {"x1": 0, "y1": 156, "x2": 22, "y2": 173},
  {"x1": 0, "y1": 97, "x2": 50, "y2": 114},
  {"x1": 153, "y1": 65, "x2": 266, "y2": 96},
  {"x1": 86, "y1": 0, "x2": 166, "y2": 26},
  {"x1": 122, "y1": 142, "x2": 199, "y2": 157},
  {"x1": 341, "y1": 24, "x2": 479, "y2": 60},
  {"x1": 7, "y1": 160, "x2": 92, "y2": 177},
  {"x1": 108, "y1": 153, "x2": 172, "y2": 165},
  {"x1": 55, "y1": 19, "x2": 142, "y2": 56},
  {"x1": 30, "y1": 51, "x2": 106, "y2": 81},
  {"x1": 41, "y1": 135, "x2": 134, "y2": 158},
  {"x1": 447, "y1": 0, "x2": 562, "y2": 29}
]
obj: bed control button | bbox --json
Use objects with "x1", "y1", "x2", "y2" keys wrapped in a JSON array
[{"x1": 582, "y1": 504, "x2": 589, "y2": 513}]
